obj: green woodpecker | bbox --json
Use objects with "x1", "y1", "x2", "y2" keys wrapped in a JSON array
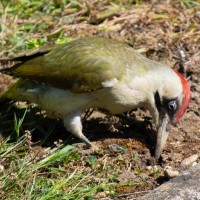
[{"x1": 0, "y1": 37, "x2": 190, "y2": 160}]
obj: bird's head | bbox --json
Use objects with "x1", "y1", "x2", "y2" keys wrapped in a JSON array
[
  {"x1": 154, "y1": 70, "x2": 190, "y2": 125},
  {"x1": 149, "y1": 68, "x2": 191, "y2": 160}
]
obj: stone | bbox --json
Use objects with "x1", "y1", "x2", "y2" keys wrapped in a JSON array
[
  {"x1": 0, "y1": 164, "x2": 4, "y2": 172},
  {"x1": 192, "y1": 162, "x2": 198, "y2": 166},
  {"x1": 138, "y1": 162, "x2": 200, "y2": 200},
  {"x1": 181, "y1": 154, "x2": 199, "y2": 167},
  {"x1": 164, "y1": 166, "x2": 179, "y2": 179}
]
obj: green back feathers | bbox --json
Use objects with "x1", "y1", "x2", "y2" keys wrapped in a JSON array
[{"x1": 2, "y1": 37, "x2": 155, "y2": 93}]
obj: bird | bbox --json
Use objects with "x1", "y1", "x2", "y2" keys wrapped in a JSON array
[{"x1": 0, "y1": 37, "x2": 191, "y2": 160}]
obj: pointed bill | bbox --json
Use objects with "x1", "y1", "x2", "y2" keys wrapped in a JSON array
[{"x1": 155, "y1": 116, "x2": 169, "y2": 161}]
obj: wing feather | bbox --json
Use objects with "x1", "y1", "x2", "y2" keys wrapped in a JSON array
[{"x1": 6, "y1": 37, "x2": 136, "y2": 93}]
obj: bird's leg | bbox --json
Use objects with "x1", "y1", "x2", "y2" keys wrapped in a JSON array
[{"x1": 63, "y1": 111, "x2": 93, "y2": 147}]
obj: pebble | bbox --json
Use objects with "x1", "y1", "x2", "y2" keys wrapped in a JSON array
[
  {"x1": 181, "y1": 154, "x2": 199, "y2": 167},
  {"x1": 146, "y1": 166, "x2": 152, "y2": 171},
  {"x1": 192, "y1": 162, "x2": 198, "y2": 166},
  {"x1": 164, "y1": 166, "x2": 179, "y2": 179},
  {"x1": 0, "y1": 164, "x2": 5, "y2": 172},
  {"x1": 146, "y1": 165, "x2": 159, "y2": 173}
]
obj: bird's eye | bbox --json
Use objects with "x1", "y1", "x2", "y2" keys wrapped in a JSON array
[{"x1": 168, "y1": 101, "x2": 177, "y2": 111}]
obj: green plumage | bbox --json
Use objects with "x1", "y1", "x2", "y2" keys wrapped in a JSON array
[{"x1": 5, "y1": 37, "x2": 153, "y2": 93}]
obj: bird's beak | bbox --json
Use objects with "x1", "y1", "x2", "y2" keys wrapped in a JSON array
[{"x1": 155, "y1": 114, "x2": 169, "y2": 161}]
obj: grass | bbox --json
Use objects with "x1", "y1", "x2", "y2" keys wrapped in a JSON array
[
  {"x1": 0, "y1": 0, "x2": 83, "y2": 57},
  {"x1": 0, "y1": 104, "x2": 152, "y2": 199},
  {"x1": 0, "y1": 106, "x2": 139, "y2": 199},
  {"x1": 180, "y1": 0, "x2": 200, "y2": 6},
  {"x1": 0, "y1": 134, "x2": 118, "y2": 199},
  {"x1": 0, "y1": 132, "x2": 146, "y2": 199}
]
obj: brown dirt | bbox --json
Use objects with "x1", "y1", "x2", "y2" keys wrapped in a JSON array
[{"x1": 0, "y1": 0, "x2": 200, "y2": 198}]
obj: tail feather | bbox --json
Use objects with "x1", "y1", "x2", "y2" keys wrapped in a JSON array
[
  {"x1": 0, "y1": 44, "x2": 56, "y2": 62},
  {"x1": 0, "y1": 44, "x2": 57, "y2": 102},
  {"x1": 0, "y1": 75, "x2": 18, "y2": 100},
  {"x1": 0, "y1": 55, "x2": 44, "y2": 80},
  {"x1": 2, "y1": 78, "x2": 28, "y2": 100},
  {"x1": 0, "y1": 44, "x2": 56, "y2": 77}
]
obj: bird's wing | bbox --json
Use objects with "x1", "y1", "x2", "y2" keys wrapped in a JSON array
[{"x1": 5, "y1": 37, "x2": 136, "y2": 93}]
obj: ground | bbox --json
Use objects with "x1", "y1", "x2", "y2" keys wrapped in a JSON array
[{"x1": 0, "y1": 0, "x2": 199, "y2": 199}]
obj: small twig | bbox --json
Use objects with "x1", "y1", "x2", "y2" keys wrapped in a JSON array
[{"x1": 117, "y1": 189, "x2": 151, "y2": 198}]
